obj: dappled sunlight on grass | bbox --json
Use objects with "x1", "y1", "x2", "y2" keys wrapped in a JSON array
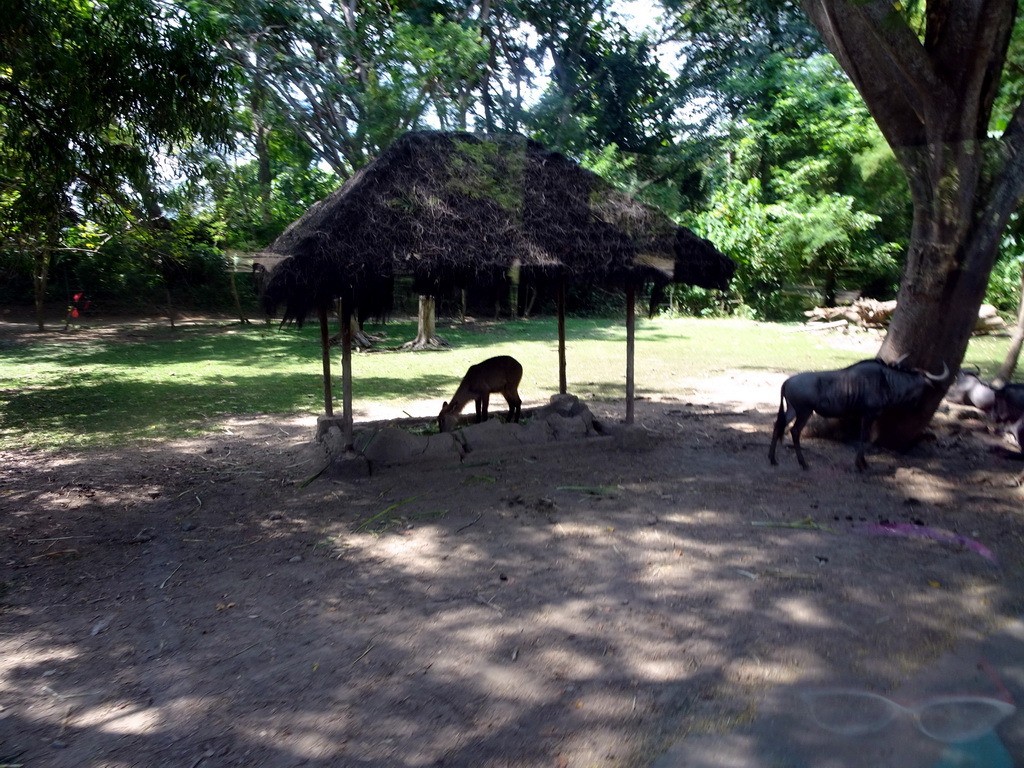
[
  {"x1": 1, "y1": 373, "x2": 324, "y2": 449},
  {"x1": 1, "y1": 315, "x2": 962, "y2": 451}
]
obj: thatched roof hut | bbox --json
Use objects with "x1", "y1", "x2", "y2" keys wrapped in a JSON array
[
  {"x1": 260, "y1": 130, "x2": 735, "y2": 447},
  {"x1": 262, "y1": 130, "x2": 733, "y2": 322}
]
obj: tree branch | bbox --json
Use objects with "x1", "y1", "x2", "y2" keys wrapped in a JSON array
[
  {"x1": 924, "y1": 0, "x2": 1016, "y2": 137},
  {"x1": 985, "y1": 95, "x2": 1024, "y2": 241},
  {"x1": 800, "y1": 0, "x2": 938, "y2": 147}
]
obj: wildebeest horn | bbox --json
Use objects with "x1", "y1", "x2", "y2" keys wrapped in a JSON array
[
  {"x1": 893, "y1": 353, "x2": 909, "y2": 365},
  {"x1": 925, "y1": 362, "x2": 950, "y2": 382}
]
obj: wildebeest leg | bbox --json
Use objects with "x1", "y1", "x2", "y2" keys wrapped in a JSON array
[
  {"x1": 477, "y1": 394, "x2": 490, "y2": 423},
  {"x1": 790, "y1": 410, "x2": 812, "y2": 469},
  {"x1": 855, "y1": 416, "x2": 873, "y2": 471}
]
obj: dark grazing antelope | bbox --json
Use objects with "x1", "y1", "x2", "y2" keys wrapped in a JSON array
[{"x1": 438, "y1": 356, "x2": 523, "y2": 432}]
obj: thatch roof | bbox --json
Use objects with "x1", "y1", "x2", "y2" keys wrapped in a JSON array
[{"x1": 262, "y1": 131, "x2": 734, "y2": 323}]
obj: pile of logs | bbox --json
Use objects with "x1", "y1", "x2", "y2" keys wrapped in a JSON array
[{"x1": 804, "y1": 298, "x2": 1005, "y2": 334}]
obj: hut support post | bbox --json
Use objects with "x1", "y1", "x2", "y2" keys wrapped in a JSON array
[
  {"x1": 228, "y1": 270, "x2": 248, "y2": 325},
  {"x1": 318, "y1": 305, "x2": 334, "y2": 417},
  {"x1": 340, "y1": 298, "x2": 354, "y2": 450},
  {"x1": 625, "y1": 284, "x2": 635, "y2": 425},
  {"x1": 558, "y1": 280, "x2": 567, "y2": 395}
]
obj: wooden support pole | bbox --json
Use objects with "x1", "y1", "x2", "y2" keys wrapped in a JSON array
[
  {"x1": 625, "y1": 284, "x2": 636, "y2": 425},
  {"x1": 557, "y1": 280, "x2": 567, "y2": 395},
  {"x1": 340, "y1": 297, "x2": 354, "y2": 450},
  {"x1": 227, "y1": 269, "x2": 248, "y2": 325},
  {"x1": 318, "y1": 304, "x2": 334, "y2": 417}
]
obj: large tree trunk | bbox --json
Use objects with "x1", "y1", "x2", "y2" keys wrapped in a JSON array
[
  {"x1": 876, "y1": 188, "x2": 1004, "y2": 447},
  {"x1": 802, "y1": 0, "x2": 1024, "y2": 450}
]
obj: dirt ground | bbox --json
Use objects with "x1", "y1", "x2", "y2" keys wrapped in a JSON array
[{"x1": 2, "y1": 318, "x2": 1024, "y2": 768}]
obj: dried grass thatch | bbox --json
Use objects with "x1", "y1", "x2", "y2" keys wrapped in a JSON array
[{"x1": 262, "y1": 131, "x2": 734, "y2": 323}]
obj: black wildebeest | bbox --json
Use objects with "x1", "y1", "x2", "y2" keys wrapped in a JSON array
[
  {"x1": 769, "y1": 357, "x2": 949, "y2": 471},
  {"x1": 946, "y1": 368, "x2": 998, "y2": 411},
  {"x1": 947, "y1": 369, "x2": 1024, "y2": 449}
]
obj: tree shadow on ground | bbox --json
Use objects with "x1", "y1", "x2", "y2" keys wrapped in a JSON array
[{"x1": 1, "y1": 398, "x2": 1022, "y2": 767}]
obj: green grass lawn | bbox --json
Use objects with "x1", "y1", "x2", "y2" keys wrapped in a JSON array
[{"x1": 0, "y1": 316, "x2": 1010, "y2": 451}]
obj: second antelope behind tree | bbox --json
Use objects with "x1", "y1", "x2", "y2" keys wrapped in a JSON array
[{"x1": 438, "y1": 355, "x2": 523, "y2": 432}]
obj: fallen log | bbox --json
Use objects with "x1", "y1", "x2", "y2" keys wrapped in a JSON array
[
  {"x1": 804, "y1": 298, "x2": 1005, "y2": 334},
  {"x1": 792, "y1": 319, "x2": 849, "y2": 332}
]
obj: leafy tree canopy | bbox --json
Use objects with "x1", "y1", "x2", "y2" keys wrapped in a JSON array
[
  {"x1": 0, "y1": 0, "x2": 235, "y2": 325},
  {"x1": 1, "y1": 0, "x2": 235, "y2": 236}
]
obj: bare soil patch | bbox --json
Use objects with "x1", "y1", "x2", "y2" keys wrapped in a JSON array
[{"x1": 2, "y1": 319, "x2": 1023, "y2": 767}]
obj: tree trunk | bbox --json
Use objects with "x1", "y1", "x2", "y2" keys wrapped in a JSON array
[
  {"x1": 508, "y1": 265, "x2": 520, "y2": 319},
  {"x1": 801, "y1": 0, "x2": 1024, "y2": 450},
  {"x1": 994, "y1": 268, "x2": 1024, "y2": 386},
  {"x1": 166, "y1": 288, "x2": 176, "y2": 330},
  {"x1": 250, "y1": 48, "x2": 274, "y2": 228},
  {"x1": 401, "y1": 296, "x2": 449, "y2": 350},
  {"x1": 255, "y1": 123, "x2": 272, "y2": 228},
  {"x1": 32, "y1": 247, "x2": 50, "y2": 332},
  {"x1": 523, "y1": 284, "x2": 537, "y2": 318},
  {"x1": 349, "y1": 315, "x2": 372, "y2": 349},
  {"x1": 875, "y1": 145, "x2": 1009, "y2": 448},
  {"x1": 329, "y1": 301, "x2": 372, "y2": 349},
  {"x1": 822, "y1": 269, "x2": 837, "y2": 307}
]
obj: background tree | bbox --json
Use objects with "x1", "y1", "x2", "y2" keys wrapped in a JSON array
[
  {"x1": 690, "y1": 54, "x2": 905, "y2": 317},
  {"x1": 990, "y1": 10, "x2": 1024, "y2": 383},
  {"x1": 209, "y1": 0, "x2": 491, "y2": 176},
  {"x1": 11, "y1": 0, "x2": 1007, "y2": 360},
  {"x1": 658, "y1": 0, "x2": 823, "y2": 116},
  {"x1": 800, "y1": 0, "x2": 1024, "y2": 447},
  {"x1": 212, "y1": 0, "x2": 493, "y2": 346},
  {"x1": 0, "y1": 0, "x2": 234, "y2": 329}
]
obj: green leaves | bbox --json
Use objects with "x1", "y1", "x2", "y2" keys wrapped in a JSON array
[
  {"x1": 0, "y1": 0, "x2": 235, "y2": 324},
  {"x1": 691, "y1": 54, "x2": 907, "y2": 319}
]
